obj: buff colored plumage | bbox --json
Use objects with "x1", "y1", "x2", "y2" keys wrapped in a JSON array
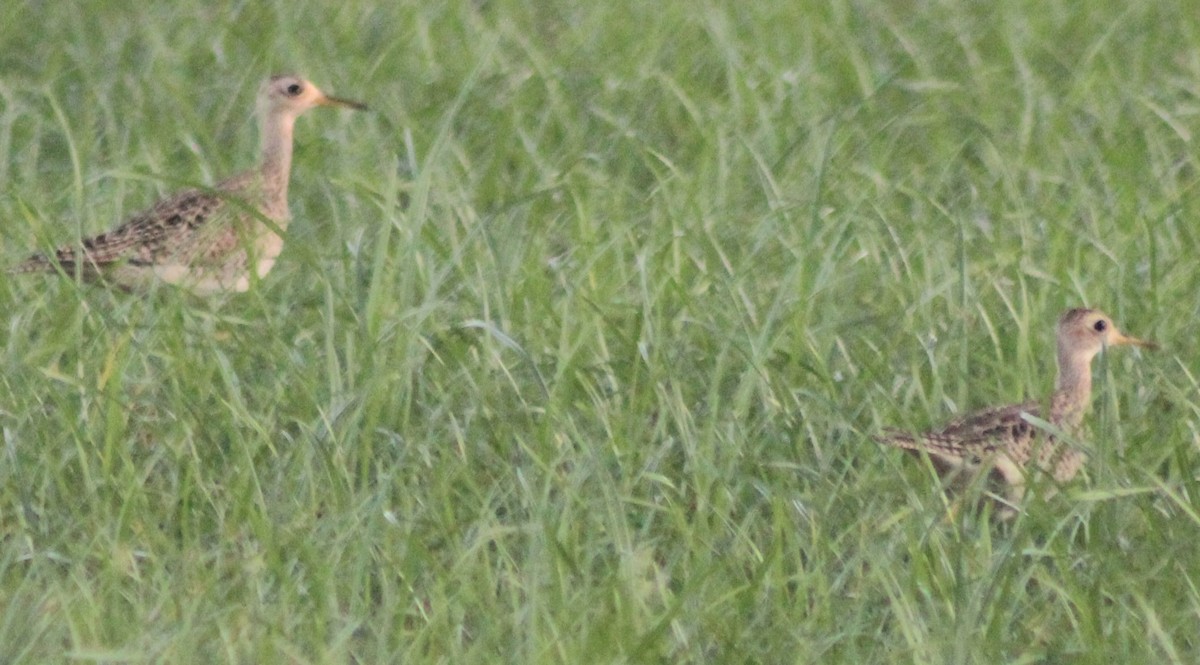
[
  {"x1": 877, "y1": 308, "x2": 1155, "y2": 510},
  {"x1": 11, "y1": 75, "x2": 365, "y2": 294}
]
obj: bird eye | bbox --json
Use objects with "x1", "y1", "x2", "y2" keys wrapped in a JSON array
[
  {"x1": 286, "y1": 83, "x2": 302, "y2": 96},
  {"x1": 1093, "y1": 320, "x2": 1107, "y2": 332}
]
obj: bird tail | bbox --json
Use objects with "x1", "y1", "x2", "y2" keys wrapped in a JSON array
[
  {"x1": 8, "y1": 254, "x2": 54, "y2": 275},
  {"x1": 8, "y1": 252, "x2": 101, "y2": 279},
  {"x1": 874, "y1": 428, "x2": 920, "y2": 450}
]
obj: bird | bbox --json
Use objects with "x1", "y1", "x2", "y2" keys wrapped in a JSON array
[
  {"x1": 876, "y1": 307, "x2": 1156, "y2": 512},
  {"x1": 9, "y1": 75, "x2": 366, "y2": 294}
]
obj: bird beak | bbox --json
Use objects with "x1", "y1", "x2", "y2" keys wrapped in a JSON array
[
  {"x1": 1112, "y1": 331, "x2": 1158, "y2": 351},
  {"x1": 317, "y1": 93, "x2": 368, "y2": 111}
]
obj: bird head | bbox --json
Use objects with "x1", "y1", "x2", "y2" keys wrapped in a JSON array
[
  {"x1": 260, "y1": 75, "x2": 367, "y2": 118},
  {"x1": 1057, "y1": 308, "x2": 1156, "y2": 363}
]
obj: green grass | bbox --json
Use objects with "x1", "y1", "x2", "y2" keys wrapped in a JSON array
[{"x1": 1, "y1": 0, "x2": 1199, "y2": 662}]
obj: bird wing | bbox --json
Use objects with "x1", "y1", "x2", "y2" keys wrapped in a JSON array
[
  {"x1": 877, "y1": 399, "x2": 1042, "y2": 459},
  {"x1": 41, "y1": 188, "x2": 227, "y2": 271},
  {"x1": 11, "y1": 170, "x2": 262, "y2": 276}
]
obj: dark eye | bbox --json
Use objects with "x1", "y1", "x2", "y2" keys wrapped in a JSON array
[
  {"x1": 1093, "y1": 320, "x2": 1107, "y2": 332},
  {"x1": 286, "y1": 83, "x2": 302, "y2": 96}
]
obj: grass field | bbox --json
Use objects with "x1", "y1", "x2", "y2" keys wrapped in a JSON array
[{"x1": 1, "y1": 1, "x2": 1199, "y2": 662}]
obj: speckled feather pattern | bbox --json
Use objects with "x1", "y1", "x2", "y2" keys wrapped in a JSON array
[
  {"x1": 9, "y1": 76, "x2": 362, "y2": 294},
  {"x1": 876, "y1": 308, "x2": 1153, "y2": 501},
  {"x1": 878, "y1": 391, "x2": 1087, "y2": 485},
  {"x1": 13, "y1": 173, "x2": 257, "y2": 276}
]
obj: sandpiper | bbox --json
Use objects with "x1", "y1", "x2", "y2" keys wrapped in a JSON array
[
  {"x1": 877, "y1": 308, "x2": 1155, "y2": 511},
  {"x1": 10, "y1": 75, "x2": 365, "y2": 294}
]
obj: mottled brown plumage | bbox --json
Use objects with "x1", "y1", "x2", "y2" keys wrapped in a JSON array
[
  {"x1": 11, "y1": 75, "x2": 365, "y2": 294},
  {"x1": 877, "y1": 308, "x2": 1155, "y2": 509}
]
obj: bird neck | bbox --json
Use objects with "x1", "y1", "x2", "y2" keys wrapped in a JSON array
[
  {"x1": 1054, "y1": 345, "x2": 1094, "y2": 404},
  {"x1": 259, "y1": 111, "x2": 297, "y2": 200}
]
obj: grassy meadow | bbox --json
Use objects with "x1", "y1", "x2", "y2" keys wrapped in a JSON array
[{"x1": 2, "y1": 0, "x2": 1200, "y2": 662}]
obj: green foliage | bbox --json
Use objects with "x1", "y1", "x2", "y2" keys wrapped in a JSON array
[{"x1": 1, "y1": 0, "x2": 1198, "y2": 662}]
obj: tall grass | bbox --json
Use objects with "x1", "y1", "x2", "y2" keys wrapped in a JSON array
[{"x1": 1, "y1": 0, "x2": 1198, "y2": 662}]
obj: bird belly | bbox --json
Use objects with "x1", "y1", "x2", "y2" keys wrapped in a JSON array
[
  {"x1": 150, "y1": 264, "x2": 193, "y2": 286},
  {"x1": 252, "y1": 229, "x2": 285, "y2": 280},
  {"x1": 149, "y1": 263, "x2": 247, "y2": 294}
]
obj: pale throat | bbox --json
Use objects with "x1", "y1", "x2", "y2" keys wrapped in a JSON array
[
  {"x1": 1055, "y1": 343, "x2": 1097, "y2": 402},
  {"x1": 259, "y1": 110, "x2": 297, "y2": 202}
]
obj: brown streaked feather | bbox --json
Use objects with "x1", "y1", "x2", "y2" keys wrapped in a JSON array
[
  {"x1": 875, "y1": 308, "x2": 1154, "y2": 514},
  {"x1": 14, "y1": 188, "x2": 227, "y2": 273},
  {"x1": 10, "y1": 165, "x2": 264, "y2": 273},
  {"x1": 8, "y1": 76, "x2": 364, "y2": 294}
]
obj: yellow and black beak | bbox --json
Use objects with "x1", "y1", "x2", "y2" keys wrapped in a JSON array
[
  {"x1": 1111, "y1": 330, "x2": 1158, "y2": 351},
  {"x1": 317, "y1": 92, "x2": 368, "y2": 111}
]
